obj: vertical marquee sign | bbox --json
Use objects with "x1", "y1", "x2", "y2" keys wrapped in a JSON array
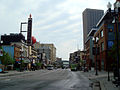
[{"x1": 27, "y1": 14, "x2": 32, "y2": 46}]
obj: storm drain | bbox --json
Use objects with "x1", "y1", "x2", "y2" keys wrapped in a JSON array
[{"x1": 93, "y1": 81, "x2": 101, "y2": 90}]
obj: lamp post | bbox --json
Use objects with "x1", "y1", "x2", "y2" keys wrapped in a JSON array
[
  {"x1": 0, "y1": 35, "x2": 3, "y2": 48},
  {"x1": 107, "y1": 2, "x2": 112, "y2": 81},
  {"x1": 107, "y1": 1, "x2": 120, "y2": 85},
  {"x1": 20, "y1": 41, "x2": 24, "y2": 72},
  {"x1": 83, "y1": 50, "x2": 86, "y2": 72},
  {"x1": 114, "y1": 1, "x2": 120, "y2": 85},
  {"x1": 93, "y1": 37, "x2": 99, "y2": 75},
  {"x1": 20, "y1": 49, "x2": 23, "y2": 72},
  {"x1": 0, "y1": 40, "x2": 3, "y2": 64}
]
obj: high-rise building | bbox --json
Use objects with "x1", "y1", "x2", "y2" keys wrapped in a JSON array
[
  {"x1": 82, "y1": 8, "x2": 104, "y2": 49},
  {"x1": 39, "y1": 44, "x2": 56, "y2": 63}
]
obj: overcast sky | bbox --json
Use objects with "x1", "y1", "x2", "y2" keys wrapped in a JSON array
[{"x1": 0, "y1": 0, "x2": 115, "y2": 60}]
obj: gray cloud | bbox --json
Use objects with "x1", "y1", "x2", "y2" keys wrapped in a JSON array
[{"x1": 0, "y1": 0, "x2": 115, "y2": 59}]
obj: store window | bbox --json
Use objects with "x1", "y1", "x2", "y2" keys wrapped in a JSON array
[
  {"x1": 100, "y1": 30, "x2": 103, "y2": 37},
  {"x1": 101, "y1": 42, "x2": 104, "y2": 51}
]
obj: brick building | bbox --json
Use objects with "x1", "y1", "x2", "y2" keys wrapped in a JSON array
[{"x1": 93, "y1": 10, "x2": 116, "y2": 71}]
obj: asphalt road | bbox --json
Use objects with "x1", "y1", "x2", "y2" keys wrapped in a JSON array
[{"x1": 0, "y1": 69, "x2": 92, "y2": 90}]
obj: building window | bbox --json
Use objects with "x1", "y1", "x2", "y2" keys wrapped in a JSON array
[
  {"x1": 100, "y1": 30, "x2": 103, "y2": 37},
  {"x1": 101, "y1": 42, "x2": 104, "y2": 51}
]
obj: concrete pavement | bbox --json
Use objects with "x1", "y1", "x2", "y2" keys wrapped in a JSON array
[
  {"x1": 0, "y1": 69, "x2": 92, "y2": 90},
  {"x1": 1, "y1": 69, "x2": 120, "y2": 90},
  {"x1": 0, "y1": 70, "x2": 31, "y2": 77},
  {"x1": 82, "y1": 69, "x2": 120, "y2": 90}
]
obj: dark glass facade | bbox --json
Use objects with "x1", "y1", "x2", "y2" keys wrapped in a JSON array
[{"x1": 83, "y1": 8, "x2": 104, "y2": 49}]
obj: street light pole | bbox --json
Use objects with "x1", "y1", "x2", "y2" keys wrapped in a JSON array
[
  {"x1": 108, "y1": 1, "x2": 120, "y2": 85},
  {"x1": 95, "y1": 44, "x2": 98, "y2": 76},
  {"x1": 107, "y1": 2, "x2": 112, "y2": 81},
  {"x1": 84, "y1": 50, "x2": 86, "y2": 72},
  {"x1": 20, "y1": 50, "x2": 23, "y2": 72},
  {"x1": 20, "y1": 42, "x2": 24, "y2": 72},
  {"x1": 115, "y1": 16, "x2": 120, "y2": 84},
  {"x1": 93, "y1": 37, "x2": 99, "y2": 75},
  {"x1": 114, "y1": 1, "x2": 120, "y2": 85}
]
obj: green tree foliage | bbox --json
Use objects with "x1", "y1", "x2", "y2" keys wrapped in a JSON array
[
  {"x1": 80, "y1": 60, "x2": 84, "y2": 64},
  {"x1": 36, "y1": 62, "x2": 42, "y2": 67},
  {"x1": 35, "y1": 62, "x2": 42, "y2": 69},
  {"x1": 108, "y1": 41, "x2": 120, "y2": 67},
  {"x1": 0, "y1": 50, "x2": 15, "y2": 66},
  {"x1": 108, "y1": 41, "x2": 120, "y2": 59}
]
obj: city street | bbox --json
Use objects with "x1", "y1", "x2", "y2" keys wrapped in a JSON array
[{"x1": 0, "y1": 69, "x2": 92, "y2": 90}]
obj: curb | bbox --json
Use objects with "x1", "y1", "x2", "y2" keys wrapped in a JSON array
[
  {"x1": 93, "y1": 81, "x2": 101, "y2": 90},
  {"x1": 90, "y1": 81, "x2": 101, "y2": 90},
  {"x1": 0, "y1": 71, "x2": 30, "y2": 77}
]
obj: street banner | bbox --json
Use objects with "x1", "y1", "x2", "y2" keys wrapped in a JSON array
[{"x1": 0, "y1": 49, "x2": 3, "y2": 56}]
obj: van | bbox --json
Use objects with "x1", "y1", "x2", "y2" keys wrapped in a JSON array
[{"x1": 47, "y1": 65, "x2": 54, "y2": 70}]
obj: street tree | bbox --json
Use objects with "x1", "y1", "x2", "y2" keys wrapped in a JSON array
[
  {"x1": 0, "y1": 50, "x2": 15, "y2": 66},
  {"x1": 108, "y1": 41, "x2": 120, "y2": 67}
]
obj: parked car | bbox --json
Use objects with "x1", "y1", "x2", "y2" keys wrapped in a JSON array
[{"x1": 47, "y1": 65, "x2": 54, "y2": 70}]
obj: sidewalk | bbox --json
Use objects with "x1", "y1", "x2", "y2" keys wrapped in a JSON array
[
  {"x1": 0, "y1": 70, "x2": 31, "y2": 77},
  {"x1": 0, "y1": 69, "x2": 48, "y2": 78},
  {"x1": 99, "y1": 77, "x2": 119, "y2": 90},
  {"x1": 82, "y1": 70, "x2": 120, "y2": 90}
]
